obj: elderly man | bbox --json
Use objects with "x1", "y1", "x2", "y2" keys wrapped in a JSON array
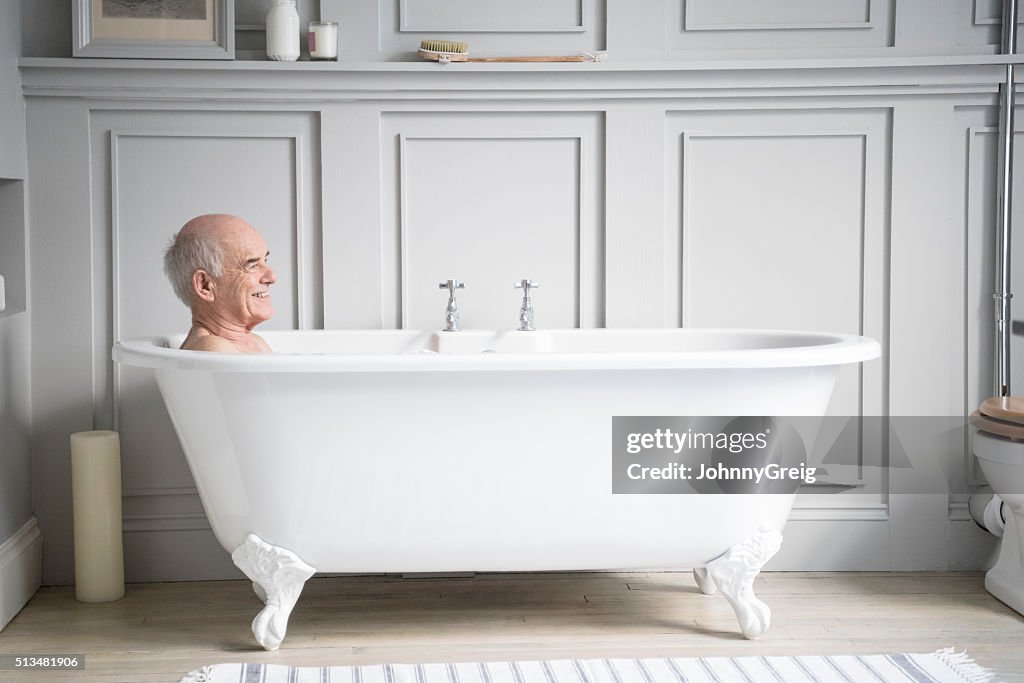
[{"x1": 164, "y1": 214, "x2": 276, "y2": 353}]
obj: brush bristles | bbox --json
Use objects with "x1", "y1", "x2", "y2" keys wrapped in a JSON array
[{"x1": 419, "y1": 39, "x2": 468, "y2": 54}]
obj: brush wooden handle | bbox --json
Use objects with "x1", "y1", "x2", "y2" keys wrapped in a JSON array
[
  {"x1": 417, "y1": 49, "x2": 468, "y2": 62},
  {"x1": 467, "y1": 55, "x2": 589, "y2": 62}
]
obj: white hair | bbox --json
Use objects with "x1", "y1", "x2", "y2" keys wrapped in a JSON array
[{"x1": 163, "y1": 228, "x2": 225, "y2": 305}]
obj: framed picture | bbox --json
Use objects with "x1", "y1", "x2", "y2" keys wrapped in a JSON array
[{"x1": 73, "y1": 0, "x2": 234, "y2": 59}]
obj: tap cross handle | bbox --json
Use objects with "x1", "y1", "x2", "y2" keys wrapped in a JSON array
[
  {"x1": 439, "y1": 279, "x2": 465, "y2": 292},
  {"x1": 514, "y1": 279, "x2": 539, "y2": 292}
]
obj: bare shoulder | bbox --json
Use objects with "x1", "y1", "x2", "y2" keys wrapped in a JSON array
[
  {"x1": 252, "y1": 334, "x2": 274, "y2": 353},
  {"x1": 181, "y1": 334, "x2": 239, "y2": 353},
  {"x1": 179, "y1": 325, "x2": 273, "y2": 354}
]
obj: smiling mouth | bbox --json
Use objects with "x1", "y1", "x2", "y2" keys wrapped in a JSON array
[{"x1": 252, "y1": 292, "x2": 270, "y2": 299}]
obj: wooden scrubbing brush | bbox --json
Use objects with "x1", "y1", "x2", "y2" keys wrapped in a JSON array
[{"x1": 418, "y1": 39, "x2": 606, "y2": 64}]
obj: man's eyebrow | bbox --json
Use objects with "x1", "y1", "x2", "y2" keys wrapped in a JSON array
[{"x1": 243, "y1": 251, "x2": 270, "y2": 266}]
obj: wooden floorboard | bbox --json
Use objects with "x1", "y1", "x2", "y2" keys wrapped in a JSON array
[{"x1": 0, "y1": 571, "x2": 1022, "y2": 682}]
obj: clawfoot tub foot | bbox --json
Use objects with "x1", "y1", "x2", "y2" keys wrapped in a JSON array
[
  {"x1": 692, "y1": 566, "x2": 717, "y2": 595},
  {"x1": 231, "y1": 534, "x2": 316, "y2": 651},
  {"x1": 700, "y1": 527, "x2": 783, "y2": 639}
]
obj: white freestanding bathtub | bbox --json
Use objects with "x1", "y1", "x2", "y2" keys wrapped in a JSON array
[{"x1": 113, "y1": 328, "x2": 879, "y2": 650}]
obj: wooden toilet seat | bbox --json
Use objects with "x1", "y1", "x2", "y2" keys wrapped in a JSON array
[{"x1": 973, "y1": 396, "x2": 1024, "y2": 441}]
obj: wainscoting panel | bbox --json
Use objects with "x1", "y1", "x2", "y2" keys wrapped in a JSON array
[
  {"x1": 959, "y1": 106, "x2": 1024, "y2": 489},
  {"x1": 666, "y1": 108, "x2": 890, "y2": 532},
  {"x1": 955, "y1": 0, "x2": 1015, "y2": 50},
  {"x1": 684, "y1": 0, "x2": 873, "y2": 31},
  {"x1": 21, "y1": 51, "x2": 1019, "y2": 581},
  {"x1": 962, "y1": 106, "x2": 999, "y2": 491},
  {"x1": 669, "y1": 0, "x2": 894, "y2": 52},
  {"x1": 377, "y1": 0, "x2": 606, "y2": 55},
  {"x1": 92, "y1": 111, "x2": 320, "y2": 498},
  {"x1": 75, "y1": 110, "x2": 322, "y2": 581},
  {"x1": 667, "y1": 108, "x2": 889, "y2": 414},
  {"x1": 400, "y1": 0, "x2": 584, "y2": 32},
  {"x1": 380, "y1": 112, "x2": 604, "y2": 331}
]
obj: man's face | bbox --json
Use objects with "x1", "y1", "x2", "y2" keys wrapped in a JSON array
[{"x1": 211, "y1": 222, "x2": 276, "y2": 328}]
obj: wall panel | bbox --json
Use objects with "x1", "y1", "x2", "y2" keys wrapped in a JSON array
[
  {"x1": 21, "y1": 2, "x2": 1024, "y2": 581},
  {"x1": 400, "y1": 0, "x2": 584, "y2": 32},
  {"x1": 85, "y1": 110, "x2": 322, "y2": 580},
  {"x1": 668, "y1": 108, "x2": 888, "y2": 411},
  {"x1": 959, "y1": 106, "x2": 1024, "y2": 489},
  {"x1": 667, "y1": 108, "x2": 889, "y2": 522},
  {"x1": 668, "y1": 0, "x2": 894, "y2": 53},
  {"x1": 20, "y1": 0, "x2": 1021, "y2": 58},
  {"x1": 684, "y1": 0, "x2": 872, "y2": 31},
  {"x1": 959, "y1": 0, "x2": 1014, "y2": 49},
  {"x1": 376, "y1": 0, "x2": 605, "y2": 55},
  {"x1": 380, "y1": 112, "x2": 604, "y2": 331}
]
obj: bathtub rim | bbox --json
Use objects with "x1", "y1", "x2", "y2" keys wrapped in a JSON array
[{"x1": 112, "y1": 327, "x2": 880, "y2": 372}]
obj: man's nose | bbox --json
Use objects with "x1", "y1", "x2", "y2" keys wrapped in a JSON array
[{"x1": 262, "y1": 265, "x2": 276, "y2": 284}]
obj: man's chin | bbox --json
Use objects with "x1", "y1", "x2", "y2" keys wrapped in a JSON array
[{"x1": 252, "y1": 305, "x2": 274, "y2": 324}]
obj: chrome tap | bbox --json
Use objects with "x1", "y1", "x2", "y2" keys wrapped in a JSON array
[
  {"x1": 514, "y1": 279, "x2": 539, "y2": 331},
  {"x1": 438, "y1": 279, "x2": 465, "y2": 331}
]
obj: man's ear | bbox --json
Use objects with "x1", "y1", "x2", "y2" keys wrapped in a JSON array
[{"x1": 192, "y1": 270, "x2": 216, "y2": 303}]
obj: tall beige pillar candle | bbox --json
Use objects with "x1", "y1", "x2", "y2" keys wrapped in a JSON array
[{"x1": 70, "y1": 430, "x2": 125, "y2": 602}]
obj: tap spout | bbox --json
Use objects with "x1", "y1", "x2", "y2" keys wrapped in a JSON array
[
  {"x1": 514, "y1": 279, "x2": 539, "y2": 331},
  {"x1": 438, "y1": 279, "x2": 465, "y2": 332}
]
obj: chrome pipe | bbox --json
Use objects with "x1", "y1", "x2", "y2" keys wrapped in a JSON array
[
  {"x1": 995, "y1": 0, "x2": 1018, "y2": 397},
  {"x1": 1005, "y1": 0, "x2": 1019, "y2": 55}
]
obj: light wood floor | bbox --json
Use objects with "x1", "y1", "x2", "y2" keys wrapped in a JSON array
[{"x1": 1, "y1": 572, "x2": 1022, "y2": 682}]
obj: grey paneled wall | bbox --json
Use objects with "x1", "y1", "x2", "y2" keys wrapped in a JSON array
[
  {"x1": 964, "y1": 117, "x2": 1024, "y2": 482},
  {"x1": 2, "y1": 0, "x2": 37, "y2": 630},
  {"x1": 667, "y1": 105, "x2": 888, "y2": 442},
  {"x1": 379, "y1": 0, "x2": 605, "y2": 56},
  {"x1": 21, "y1": 0, "x2": 1020, "y2": 583},
  {"x1": 1, "y1": 0, "x2": 29, "y2": 547},
  {"x1": 102, "y1": 111, "x2": 322, "y2": 581},
  {"x1": 17, "y1": 0, "x2": 1023, "y2": 60},
  {"x1": 670, "y1": 0, "x2": 893, "y2": 51},
  {"x1": 380, "y1": 112, "x2": 604, "y2": 330},
  {"x1": 401, "y1": 0, "x2": 583, "y2": 31},
  {"x1": 105, "y1": 113, "x2": 321, "y2": 482}
]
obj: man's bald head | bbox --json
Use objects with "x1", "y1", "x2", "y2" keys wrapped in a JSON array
[{"x1": 164, "y1": 214, "x2": 259, "y2": 305}]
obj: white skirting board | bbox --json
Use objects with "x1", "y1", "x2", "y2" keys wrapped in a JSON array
[{"x1": 0, "y1": 518, "x2": 42, "y2": 631}]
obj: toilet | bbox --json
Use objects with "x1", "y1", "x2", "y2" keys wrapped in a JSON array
[{"x1": 971, "y1": 396, "x2": 1024, "y2": 616}]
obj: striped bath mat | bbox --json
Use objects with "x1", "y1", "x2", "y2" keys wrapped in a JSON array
[{"x1": 180, "y1": 649, "x2": 997, "y2": 683}]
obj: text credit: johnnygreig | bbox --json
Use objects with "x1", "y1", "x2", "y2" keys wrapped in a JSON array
[{"x1": 612, "y1": 416, "x2": 817, "y2": 494}]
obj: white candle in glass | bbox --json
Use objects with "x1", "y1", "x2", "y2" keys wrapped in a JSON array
[
  {"x1": 308, "y1": 22, "x2": 339, "y2": 60},
  {"x1": 71, "y1": 431, "x2": 125, "y2": 603}
]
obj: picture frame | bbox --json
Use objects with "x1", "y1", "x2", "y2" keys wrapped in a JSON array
[{"x1": 73, "y1": 0, "x2": 234, "y2": 59}]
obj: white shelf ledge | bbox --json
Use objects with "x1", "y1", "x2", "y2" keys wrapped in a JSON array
[
  {"x1": 21, "y1": 52, "x2": 1024, "y2": 72},
  {"x1": 20, "y1": 54, "x2": 1024, "y2": 102}
]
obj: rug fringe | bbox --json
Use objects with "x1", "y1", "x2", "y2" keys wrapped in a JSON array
[
  {"x1": 932, "y1": 647, "x2": 996, "y2": 683},
  {"x1": 179, "y1": 665, "x2": 214, "y2": 683},
  {"x1": 176, "y1": 651, "x2": 1000, "y2": 683}
]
